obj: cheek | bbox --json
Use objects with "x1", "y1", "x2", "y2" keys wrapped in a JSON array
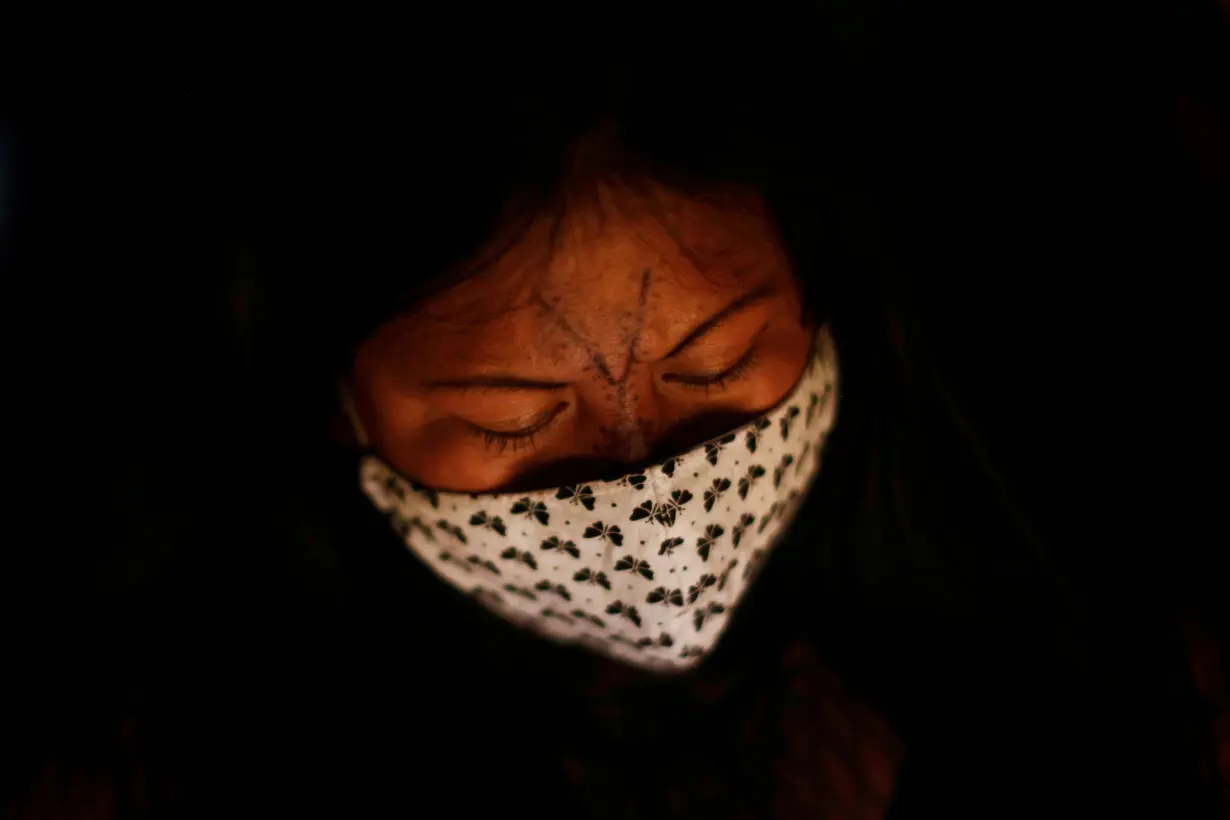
[
  {"x1": 403, "y1": 444, "x2": 518, "y2": 494},
  {"x1": 754, "y1": 338, "x2": 813, "y2": 407},
  {"x1": 355, "y1": 383, "x2": 509, "y2": 492},
  {"x1": 386, "y1": 419, "x2": 538, "y2": 493},
  {"x1": 667, "y1": 328, "x2": 811, "y2": 418}
]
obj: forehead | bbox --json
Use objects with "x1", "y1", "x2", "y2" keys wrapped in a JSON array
[
  {"x1": 373, "y1": 180, "x2": 793, "y2": 363},
  {"x1": 430, "y1": 180, "x2": 786, "y2": 313}
]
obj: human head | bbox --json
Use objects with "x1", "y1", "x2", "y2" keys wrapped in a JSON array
[
  {"x1": 235, "y1": 2, "x2": 848, "y2": 472},
  {"x1": 347, "y1": 132, "x2": 816, "y2": 493}
]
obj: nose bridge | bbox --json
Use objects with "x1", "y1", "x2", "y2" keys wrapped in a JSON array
[{"x1": 575, "y1": 367, "x2": 662, "y2": 464}]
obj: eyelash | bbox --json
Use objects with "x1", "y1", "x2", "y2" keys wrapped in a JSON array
[
  {"x1": 464, "y1": 341, "x2": 762, "y2": 452},
  {"x1": 670, "y1": 345, "x2": 761, "y2": 393},
  {"x1": 466, "y1": 403, "x2": 566, "y2": 454}
]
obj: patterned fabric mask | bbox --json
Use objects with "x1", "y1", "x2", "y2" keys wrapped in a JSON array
[{"x1": 356, "y1": 325, "x2": 839, "y2": 672}]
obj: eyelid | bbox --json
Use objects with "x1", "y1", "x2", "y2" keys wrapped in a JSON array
[
  {"x1": 663, "y1": 285, "x2": 774, "y2": 361},
  {"x1": 661, "y1": 322, "x2": 768, "y2": 385},
  {"x1": 467, "y1": 401, "x2": 569, "y2": 437}
]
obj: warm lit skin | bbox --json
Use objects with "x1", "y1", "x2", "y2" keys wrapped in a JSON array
[{"x1": 350, "y1": 172, "x2": 813, "y2": 493}]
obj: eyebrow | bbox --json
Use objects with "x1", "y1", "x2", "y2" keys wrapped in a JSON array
[
  {"x1": 424, "y1": 282, "x2": 774, "y2": 392},
  {"x1": 663, "y1": 282, "x2": 774, "y2": 359},
  {"x1": 424, "y1": 376, "x2": 572, "y2": 393}
]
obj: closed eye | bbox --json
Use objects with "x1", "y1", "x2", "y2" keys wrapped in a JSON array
[
  {"x1": 465, "y1": 401, "x2": 568, "y2": 453},
  {"x1": 662, "y1": 325, "x2": 766, "y2": 392}
]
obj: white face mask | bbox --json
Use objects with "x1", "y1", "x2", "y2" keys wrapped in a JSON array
[{"x1": 356, "y1": 325, "x2": 839, "y2": 672}]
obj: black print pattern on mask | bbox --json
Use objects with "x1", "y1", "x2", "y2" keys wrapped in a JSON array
[
  {"x1": 628, "y1": 489, "x2": 693, "y2": 527},
  {"x1": 573, "y1": 567, "x2": 613, "y2": 590},
  {"x1": 732, "y1": 514, "x2": 756, "y2": 549},
  {"x1": 534, "y1": 580, "x2": 572, "y2": 601},
  {"x1": 466, "y1": 555, "x2": 502, "y2": 575},
  {"x1": 393, "y1": 515, "x2": 436, "y2": 544},
  {"x1": 692, "y1": 601, "x2": 728, "y2": 632},
  {"x1": 437, "y1": 552, "x2": 471, "y2": 573},
  {"x1": 582, "y1": 521, "x2": 624, "y2": 546},
  {"x1": 696, "y1": 525, "x2": 724, "y2": 562},
  {"x1": 499, "y1": 547, "x2": 538, "y2": 571},
  {"x1": 687, "y1": 573, "x2": 717, "y2": 604},
  {"x1": 570, "y1": 609, "x2": 606, "y2": 628},
  {"x1": 758, "y1": 504, "x2": 780, "y2": 535},
  {"x1": 646, "y1": 587, "x2": 685, "y2": 607},
  {"x1": 773, "y1": 455, "x2": 795, "y2": 488},
  {"x1": 658, "y1": 537, "x2": 684, "y2": 556},
  {"x1": 409, "y1": 481, "x2": 439, "y2": 509},
  {"x1": 381, "y1": 475, "x2": 405, "y2": 504},
  {"x1": 806, "y1": 392, "x2": 821, "y2": 426},
  {"x1": 541, "y1": 537, "x2": 580, "y2": 558},
  {"x1": 703, "y1": 478, "x2": 731, "y2": 512},
  {"x1": 358, "y1": 325, "x2": 840, "y2": 672},
  {"x1": 503, "y1": 584, "x2": 538, "y2": 601},
  {"x1": 436, "y1": 520, "x2": 468, "y2": 544},
  {"x1": 608, "y1": 634, "x2": 651, "y2": 652},
  {"x1": 510, "y1": 498, "x2": 550, "y2": 525},
  {"x1": 616, "y1": 473, "x2": 647, "y2": 490},
  {"x1": 555, "y1": 485, "x2": 596, "y2": 511},
  {"x1": 745, "y1": 418, "x2": 771, "y2": 453},
  {"x1": 614, "y1": 556, "x2": 655, "y2": 580},
  {"x1": 704, "y1": 433, "x2": 736, "y2": 466},
  {"x1": 779, "y1": 405, "x2": 800, "y2": 440},
  {"x1": 605, "y1": 601, "x2": 643, "y2": 627},
  {"x1": 737, "y1": 466, "x2": 766, "y2": 500},
  {"x1": 469, "y1": 510, "x2": 507, "y2": 536}
]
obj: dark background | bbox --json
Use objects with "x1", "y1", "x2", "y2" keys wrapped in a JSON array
[{"x1": 2, "y1": 0, "x2": 1227, "y2": 817}]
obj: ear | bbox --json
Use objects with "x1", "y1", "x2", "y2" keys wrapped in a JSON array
[{"x1": 334, "y1": 377, "x2": 372, "y2": 451}]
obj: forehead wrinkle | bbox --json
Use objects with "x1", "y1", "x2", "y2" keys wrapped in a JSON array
[
  {"x1": 592, "y1": 180, "x2": 749, "y2": 297},
  {"x1": 531, "y1": 289, "x2": 621, "y2": 385},
  {"x1": 414, "y1": 306, "x2": 578, "y2": 376},
  {"x1": 407, "y1": 177, "x2": 777, "y2": 380},
  {"x1": 529, "y1": 199, "x2": 659, "y2": 379},
  {"x1": 538, "y1": 181, "x2": 702, "y2": 318},
  {"x1": 627, "y1": 176, "x2": 783, "y2": 280},
  {"x1": 415, "y1": 222, "x2": 558, "y2": 330}
]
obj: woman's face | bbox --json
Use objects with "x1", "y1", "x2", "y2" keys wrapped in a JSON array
[{"x1": 351, "y1": 176, "x2": 813, "y2": 493}]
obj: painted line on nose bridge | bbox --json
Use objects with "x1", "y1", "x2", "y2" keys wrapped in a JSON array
[
  {"x1": 531, "y1": 268, "x2": 652, "y2": 389},
  {"x1": 532, "y1": 290, "x2": 619, "y2": 386},
  {"x1": 613, "y1": 412, "x2": 649, "y2": 464}
]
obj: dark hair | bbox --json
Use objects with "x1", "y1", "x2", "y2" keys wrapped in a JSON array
[
  {"x1": 7, "y1": 1, "x2": 1224, "y2": 817},
  {"x1": 232, "y1": 4, "x2": 857, "y2": 426}
]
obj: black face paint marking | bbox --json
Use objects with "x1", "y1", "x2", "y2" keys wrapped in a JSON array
[
  {"x1": 535, "y1": 269, "x2": 653, "y2": 459},
  {"x1": 533, "y1": 291, "x2": 618, "y2": 384},
  {"x1": 532, "y1": 268, "x2": 651, "y2": 388}
]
